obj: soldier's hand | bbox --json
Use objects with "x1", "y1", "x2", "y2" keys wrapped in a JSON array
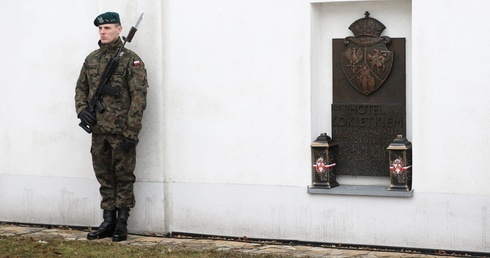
[
  {"x1": 79, "y1": 108, "x2": 96, "y2": 126},
  {"x1": 122, "y1": 137, "x2": 137, "y2": 153}
]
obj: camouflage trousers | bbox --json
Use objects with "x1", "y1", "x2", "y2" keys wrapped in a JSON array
[{"x1": 91, "y1": 134, "x2": 137, "y2": 210}]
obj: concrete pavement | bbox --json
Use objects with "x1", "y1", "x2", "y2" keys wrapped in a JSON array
[{"x1": 0, "y1": 224, "x2": 484, "y2": 257}]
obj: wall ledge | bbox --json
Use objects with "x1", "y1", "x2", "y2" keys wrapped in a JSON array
[{"x1": 307, "y1": 185, "x2": 413, "y2": 197}]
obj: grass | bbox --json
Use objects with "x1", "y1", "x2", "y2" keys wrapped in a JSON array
[{"x1": 0, "y1": 236, "x2": 286, "y2": 258}]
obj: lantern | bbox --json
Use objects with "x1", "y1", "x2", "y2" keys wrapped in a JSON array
[
  {"x1": 310, "y1": 133, "x2": 339, "y2": 189},
  {"x1": 386, "y1": 135, "x2": 412, "y2": 191}
]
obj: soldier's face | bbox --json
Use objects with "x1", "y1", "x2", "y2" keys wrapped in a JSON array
[{"x1": 99, "y1": 24, "x2": 122, "y2": 44}]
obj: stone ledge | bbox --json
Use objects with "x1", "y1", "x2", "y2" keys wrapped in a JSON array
[{"x1": 307, "y1": 185, "x2": 413, "y2": 197}]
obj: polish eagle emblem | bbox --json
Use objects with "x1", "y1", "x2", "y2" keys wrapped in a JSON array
[{"x1": 345, "y1": 47, "x2": 363, "y2": 73}]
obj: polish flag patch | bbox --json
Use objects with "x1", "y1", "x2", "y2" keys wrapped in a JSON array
[{"x1": 133, "y1": 60, "x2": 141, "y2": 66}]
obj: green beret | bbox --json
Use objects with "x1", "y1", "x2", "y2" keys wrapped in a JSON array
[{"x1": 94, "y1": 12, "x2": 120, "y2": 27}]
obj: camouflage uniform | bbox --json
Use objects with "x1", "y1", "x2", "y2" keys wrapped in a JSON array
[{"x1": 75, "y1": 37, "x2": 148, "y2": 210}]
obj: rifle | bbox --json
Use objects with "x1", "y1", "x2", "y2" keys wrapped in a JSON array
[{"x1": 79, "y1": 13, "x2": 144, "y2": 133}]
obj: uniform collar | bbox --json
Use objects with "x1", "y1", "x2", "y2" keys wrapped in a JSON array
[{"x1": 98, "y1": 37, "x2": 123, "y2": 54}]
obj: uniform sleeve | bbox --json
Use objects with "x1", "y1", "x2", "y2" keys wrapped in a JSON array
[
  {"x1": 123, "y1": 54, "x2": 148, "y2": 140},
  {"x1": 75, "y1": 60, "x2": 90, "y2": 116}
]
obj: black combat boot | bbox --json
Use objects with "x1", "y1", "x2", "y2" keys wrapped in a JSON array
[
  {"x1": 112, "y1": 207, "x2": 130, "y2": 242},
  {"x1": 87, "y1": 210, "x2": 116, "y2": 240}
]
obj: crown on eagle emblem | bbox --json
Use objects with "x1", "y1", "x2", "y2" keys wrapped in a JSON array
[
  {"x1": 348, "y1": 11, "x2": 386, "y2": 37},
  {"x1": 97, "y1": 16, "x2": 105, "y2": 24}
]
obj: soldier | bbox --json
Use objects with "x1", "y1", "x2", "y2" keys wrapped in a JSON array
[{"x1": 75, "y1": 12, "x2": 148, "y2": 242}]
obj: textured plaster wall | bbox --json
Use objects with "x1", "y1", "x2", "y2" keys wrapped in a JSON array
[
  {"x1": 0, "y1": 0, "x2": 489, "y2": 253},
  {"x1": 0, "y1": 0, "x2": 165, "y2": 234}
]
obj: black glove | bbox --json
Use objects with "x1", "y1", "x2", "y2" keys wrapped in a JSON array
[
  {"x1": 79, "y1": 108, "x2": 96, "y2": 126},
  {"x1": 122, "y1": 137, "x2": 137, "y2": 153}
]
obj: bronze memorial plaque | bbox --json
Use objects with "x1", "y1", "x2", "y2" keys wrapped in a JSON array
[{"x1": 332, "y1": 12, "x2": 406, "y2": 177}]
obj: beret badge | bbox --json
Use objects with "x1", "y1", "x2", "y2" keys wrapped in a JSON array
[{"x1": 94, "y1": 12, "x2": 120, "y2": 27}]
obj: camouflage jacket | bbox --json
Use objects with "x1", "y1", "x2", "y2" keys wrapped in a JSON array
[{"x1": 75, "y1": 37, "x2": 148, "y2": 140}]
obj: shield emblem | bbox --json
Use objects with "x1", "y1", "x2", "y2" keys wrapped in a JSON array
[{"x1": 341, "y1": 43, "x2": 393, "y2": 95}]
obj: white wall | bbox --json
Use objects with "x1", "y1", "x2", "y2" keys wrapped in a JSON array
[
  {"x1": 0, "y1": 0, "x2": 165, "y2": 234},
  {"x1": 412, "y1": 0, "x2": 490, "y2": 196},
  {"x1": 1, "y1": 0, "x2": 489, "y2": 253},
  {"x1": 164, "y1": 0, "x2": 489, "y2": 253},
  {"x1": 163, "y1": 0, "x2": 311, "y2": 186}
]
